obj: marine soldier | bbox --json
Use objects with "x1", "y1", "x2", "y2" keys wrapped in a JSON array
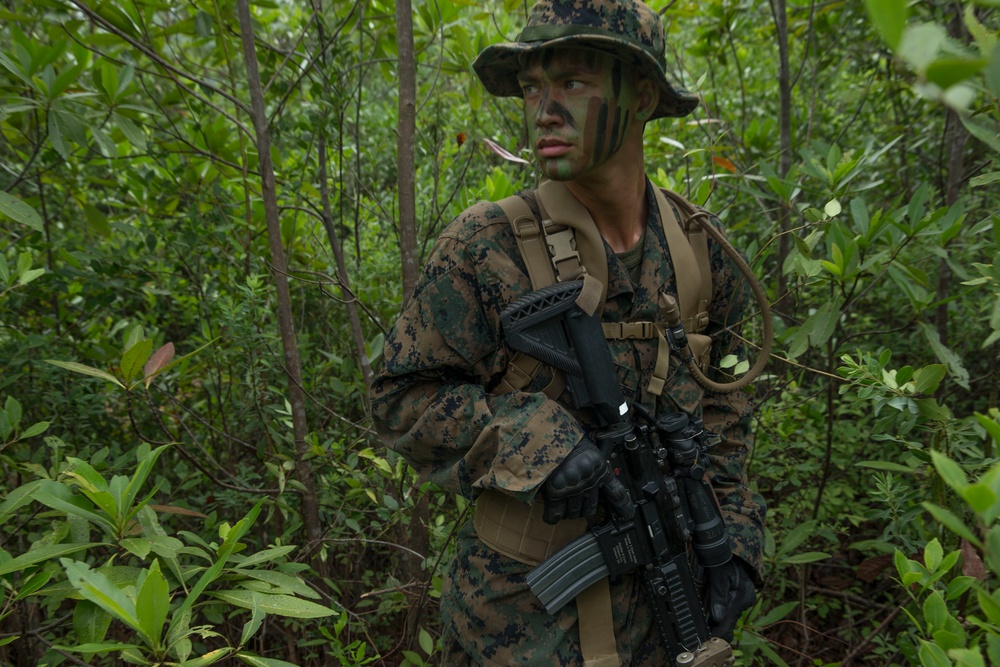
[{"x1": 371, "y1": 0, "x2": 765, "y2": 664}]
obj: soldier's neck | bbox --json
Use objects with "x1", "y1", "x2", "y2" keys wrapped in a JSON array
[{"x1": 564, "y1": 149, "x2": 648, "y2": 254}]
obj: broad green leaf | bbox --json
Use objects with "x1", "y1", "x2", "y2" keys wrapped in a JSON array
[
  {"x1": 5, "y1": 396, "x2": 21, "y2": 427},
  {"x1": 0, "y1": 480, "x2": 42, "y2": 523},
  {"x1": 918, "y1": 322, "x2": 970, "y2": 389},
  {"x1": 209, "y1": 590, "x2": 335, "y2": 618},
  {"x1": 0, "y1": 542, "x2": 99, "y2": 576},
  {"x1": 74, "y1": 600, "x2": 112, "y2": 645},
  {"x1": 924, "y1": 538, "x2": 944, "y2": 572},
  {"x1": 824, "y1": 198, "x2": 842, "y2": 217},
  {"x1": 121, "y1": 537, "x2": 152, "y2": 560},
  {"x1": 13, "y1": 570, "x2": 52, "y2": 600},
  {"x1": 913, "y1": 365, "x2": 947, "y2": 394},
  {"x1": 136, "y1": 560, "x2": 168, "y2": 649},
  {"x1": 61, "y1": 559, "x2": 141, "y2": 633},
  {"x1": 16, "y1": 268, "x2": 44, "y2": 286},
  {"x1": 962, "y1": 483, "x2": 997, "y2": 514},
  {"x1": 0, "y1": 190, "x2": 43, "y2": 232},
  {"x1": 44, "y1": 360, "x2": 124, "y2": 388},
  {"x1": 178, "y1": 648, "x2": 233, "y2": 667},
  {"x1": 239, "y1": 594, "x2": 266, "y2": 647},
  {"x1": 923, "y1": 502, "x2": 980, "y2": 547},
  {"x1": 123, "y1": 445, "x2": 168, "y2": 522},
  {"x1": 857, "y1": 460, "x2": 918, "y2": 473},
  {"x1": 54, "y1": 642, "x2": 142, "y2": 653},
  {"x1": 235, "y1": 653, "x2": 299, "y2": 667},
  {"x1": 970, "y1": 171, "x2": 1000, "y2": 188},
  {"x1": 751, "y1": 600, "x2": 798, "y2": 627},
  {"x1": 779, "y1": 551, "x2": 831, "y2": 565},
  {"x1": 233, "y1": 569, "x2": 318, "y2": 599},
  {"x1": 926, "y1": 57, "x2": 988, "y2": 89},
  {"x1": 918, "y1": 639, "x2": 953, "y2": 667},
  {"x1": 975, "y1": 413, "x2": 1000, "y2": 447},
  {"x1": 865, "y1": 0, "x2": 908, "y2": 50},
  {"x1": 899, "y1": 23, "x2": 946, "y2": 71},
  {"x1": 923, "y1": 590, "x2": 948, "y2": 632},
  {"x1": 20, "y1": 421, "x2": 49, "y2": 439},
  {"x1": 234, "y1": 545, "x2": 297, "y2": 568},
  {"x1": 121, "y1": 338, "x2": 153, "y2": 385},
  {"x1": 931, "y1": 451, "x2": 969, "y2": 492}
]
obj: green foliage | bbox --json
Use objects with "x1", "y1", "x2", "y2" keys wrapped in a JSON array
[{"x1": 0, "y1": 441, "x2": 335, "y2": 666}]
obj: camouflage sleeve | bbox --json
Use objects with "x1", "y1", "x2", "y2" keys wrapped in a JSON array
[
  {"x1": 370, "y1": 204, "x2": 583, "y2": 504},
  {"x1": 700, "y1": 215, "x2": 767, "y2": 585}
]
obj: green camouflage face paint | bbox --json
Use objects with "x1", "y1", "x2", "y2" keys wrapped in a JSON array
[{"x1": 519, "y1": 49, "x2": 639, "y2": 181}]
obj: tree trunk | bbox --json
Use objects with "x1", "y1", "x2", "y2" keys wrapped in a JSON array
[
  {"x1": 318, "y1": 135, "x2": 374, "y2": 393},
  {"x1": 397, "y1": 0, "x2": 420, "y2": 302},
  {"x1": 235, "y1": 0, "x2": 325, "y2": 575},
  {"x1": 770, "y1": 0, "x2": 795, "y2": 320},
  {"x1": 395, "y1": 0, "x2": 431, "y2": 651}
]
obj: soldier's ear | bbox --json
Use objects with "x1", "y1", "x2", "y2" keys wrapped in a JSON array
[{"x1": 633, "y1": 77, "x2": 658, "y2": 122}]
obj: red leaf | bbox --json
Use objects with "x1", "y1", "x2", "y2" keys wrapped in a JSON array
[
  {"x1": 482, "y1": 137, "x2": 530, "y2": 164},
  {"x1": 962, "y1": 539, "x2": 987, "y2": 580},
  {"x1": 712, "y1": 156, "x2": 737, "y2": 173},
  {"x1": 143, "y1": 342, "x2": 175, "y2": 382}
]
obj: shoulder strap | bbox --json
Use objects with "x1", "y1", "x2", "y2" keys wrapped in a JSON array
[{"x1": 657, "y1": 188, "x2": 712, "y2": 333}]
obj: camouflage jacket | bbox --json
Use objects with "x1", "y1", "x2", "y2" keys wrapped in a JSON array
[{"x1": 371, "y1": 180, "x2": 766, "y2": 580}]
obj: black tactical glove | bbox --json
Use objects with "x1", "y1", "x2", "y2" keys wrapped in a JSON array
[
  {"x1": 541, "y1": 439, "x2": 633, "y2": 525},
  {"x1": 704, "y1": 557, "x2": 757, "y2": 642}
]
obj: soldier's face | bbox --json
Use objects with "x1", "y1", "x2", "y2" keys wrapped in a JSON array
[{"x1": 517, "y1": 48, "x2": 641, "y2": 181}]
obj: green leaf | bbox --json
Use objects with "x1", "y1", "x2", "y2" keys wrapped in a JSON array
[
  {"x1": 0, "y1": 190, "x2": 43, "y2": 232},
  {"x1": 923, "y1": 502, "x2": 980, "y2": 547},
  {"x1": 74, "y1": 600, "x2": 113, "y2": 645},
  {"x1": 178, "y1": 648, "x2": 233, "y2": 666},
  {"x1": 20, "y1": 421, "x2": 49, "y2": 439},
  {"x1": 899, "y1": 23, "x2": 947, "y2": 71},
  {"x1": 208, "y1": 590, "x2": 336, "y2": 619},
  {"x1": 239, "y1": 595, "x2": 266, "y2": 647},
  {"x1": 865, "y1": 0, "x2": 909, "y2": 50},
  {"x1": 136, "y1": 560, "x2": 168, "y2": 649},
  {"x1": 121, "y1": 338, "x2": 153, "y2": 385},
  {"x1": 918, "y1": 322, "x2": 970, "y2": 389},
  {"x1": 61, "y1": 559, "x2": 141, "y2": 633},
  {"x1": 970, "y1": 171, "x2": 1000, "y2": 188},
  {"x1": 923, "y1": 590, "x2": 949, "y2": 632},
  {"x1": 13, "y1": 570, "x2": 52, "y2": 600},
  {"x1": 857, "y1": 460, "x2": 918, "y2": 473},
  {"x1": 926, "y1": 56, "x2": 989, "y2": 89},
  {"x1": 913, "y1": 365, "x2": 947, "y2": 394},
  {"x1": 5, "y1": 396, "x2": 22, "y2": 428},
  {"x1": 931, "y1": 451, "x2": 969, "y2": 492},
  {"x1": 780, "y1": 551, "x2": 831, "y2": 565},
  {"x1": 233, "y1": 569, "x2": 318, "y2": 598},
  {"x1": 44, "y1": 359, "x2": 124, "y2": 388},
  {"x1": 924, "y1": 538, "x2": 944, "y2": 572},
  {"x1": 234, "y1": 545, "x2": 297, "y2": 568},
  {"x1": 123, "y1": 445, "x2": 168, "y2": 522},
  {"x1": 962, "y1": 483, "x2": 997, "y2": 514},
  {"x1": 0, "y1": 542, "x2": 99, "y2": 576},
  {"x1": 824, "y1": 198, "x2": 842, "y2": 217},
  {"x1": 235, "y1": 653, "x2": 299, "y2": 667},
  {"x1": 918, "y1": 639, "x2": 953, "y2": 667},
  {"x1": 751, "y1": 600, "x2": 798, "y2": 628}
]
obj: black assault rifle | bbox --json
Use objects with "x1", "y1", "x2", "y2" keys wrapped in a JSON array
[{"x1": 500, "y1": 281, "x2": 735, "y2": 667}]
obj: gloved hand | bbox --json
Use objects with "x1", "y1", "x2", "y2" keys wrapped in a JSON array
[
  {"x1": 541, "y1": 439, "x2": 632, "y2": 525},
  {"x1": 704, "y1": 557, "x2": 757, "y2": 642}
]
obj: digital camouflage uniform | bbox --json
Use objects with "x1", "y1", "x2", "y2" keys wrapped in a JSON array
[
  {"x1": 370, "y1": 185, "x2": 765, "y2": 665},
  {"x1": 370, "y1": 0, "x2": 765, "y2": 664}
]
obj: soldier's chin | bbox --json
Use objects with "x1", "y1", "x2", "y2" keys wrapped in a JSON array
[{"x1": 537, "y1": 159, "x2": 574, "y2": 182}]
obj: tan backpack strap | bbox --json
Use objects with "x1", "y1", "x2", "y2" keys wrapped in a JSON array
[
  {"x1": 496, "y1": 194, "x2": 564, "y2": 400},
  {"x1": 499, "y1": 194, "x2": 557, "y2": 288},
  {"x1": 654, "y1": 187, "x2": 707, "y2": 333},
  {"x1": 658, "y1": 188, "x2": 713, "y2": 332},
  {"x1": 577, "y1": 577, "x2": 620, "y2": 666},
  {"x1": 537, "y1": 180, "x2": 608, "y2": 310}
]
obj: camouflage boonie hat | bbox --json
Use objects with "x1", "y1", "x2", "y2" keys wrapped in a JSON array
[{"x1": 473, "y1": 0, "x2": 699, "y2": 120}]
